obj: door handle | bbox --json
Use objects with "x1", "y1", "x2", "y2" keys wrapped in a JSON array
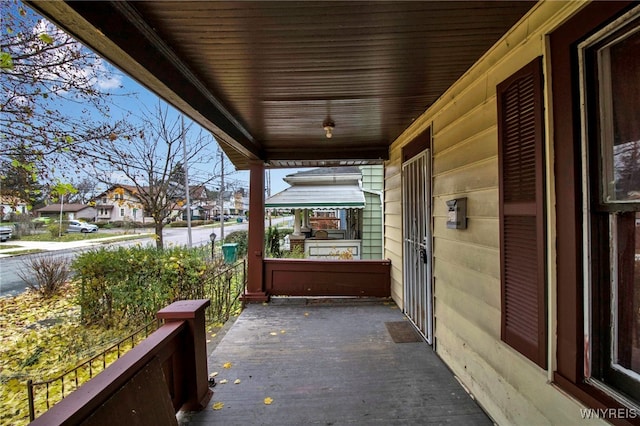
[{"x1": 419, "y1": 247, "x2": 428, "y2": 264}]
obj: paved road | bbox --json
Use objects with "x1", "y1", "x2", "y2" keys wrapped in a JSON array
[{"x1": 0, "y1": 217, "x2": 293, "y2": 297}]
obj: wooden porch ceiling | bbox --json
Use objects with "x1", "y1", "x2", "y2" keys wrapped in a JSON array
[{"x1": 27, "y1": 1, "x2": 535, "y2": 170}]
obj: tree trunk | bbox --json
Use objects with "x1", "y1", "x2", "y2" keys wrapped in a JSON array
[{"x1": 155, "y1": 221, "x2": 164, "y2": 250}]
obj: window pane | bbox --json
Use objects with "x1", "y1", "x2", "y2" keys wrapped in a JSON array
[
  {"x1": 600, "y1": 29, "x2": 640, "y2": 203},
  {"x1": 614, "y1": 212, "x2": 640, "y2": 374}
]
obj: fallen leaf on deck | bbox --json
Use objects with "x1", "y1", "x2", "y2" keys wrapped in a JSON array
[
  {"x1": 210, "y1": 371, "x2": 218, "y2": 377},
  {"x1": 219, "y1": 379, "x2": 228, "y2": 384},
  {"x1": 280, "y1": 330, "x2": 286, "y2": 334},
  {"x1": 264, "y1": 397, "x2": 273, "y2": 405},
  {"x1": 234, "y1": 379, "x2": 241, "y2": 384},
  {"x1": 270, "y1": 332, "x2": 277, "y2": 336},
  {"x1": 223, "y1": 362, "x2": 232, "y2": 369},
  {"x1": 212, "y1": 402, "x2": 224, "y2": 410},
  {"x1": 304, "y1": 312, "x2": 309, "y2": 317}
]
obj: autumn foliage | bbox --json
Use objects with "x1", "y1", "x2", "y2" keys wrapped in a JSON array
[{"x1": 1, "y1": 246, "x2": 245, "y2": 424}]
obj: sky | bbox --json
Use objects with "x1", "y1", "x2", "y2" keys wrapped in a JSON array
[
  {"x1": 82, "y1": 61, "x2": 302, "y2": 196},
  {"x1": 12, "y1": 1, "x2": 303, "y2": 197}
]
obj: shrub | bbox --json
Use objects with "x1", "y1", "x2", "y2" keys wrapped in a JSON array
[
  {"x1": 281, "y1": 244, "x2": 305, "y2": 259},
  {"x1": 73, "y1": 246, "x2": 213, "y2": 327},
  {"x1": 224, "y1": 230, "x2": 248, "y2": 257},
  {"x1": 109, "y1": 220, "x2": 147, "y2": 229},
  {"x1": 265, "y1": 226, "x2": 281, "y2": 258},
  {"x1": 169, "y1": 220, "x2": 205, "y2": 227},
  {"x1": 17, "y1": 255, "x2": 71, "y2": 297},
  {"x1": 11, "y1": 215, "x2": 35, "y2": 238},
  {"x1": 201, "y1": 258, "x2": 245, "y2": 323},
  {"x1": 47, "y1": 222, "x2": 67, "y2": 237}
]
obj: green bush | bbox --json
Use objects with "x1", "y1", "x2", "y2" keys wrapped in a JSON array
[
  {"x1": 47, "y1": 223, "x2": 67, "y2": 237},
  {"x1": 109, "y1": 220, "x2": 147, "y2": 229},
  {"x1": 169, "y1": 220, "x2": 205, "y2": 227},
  {"x1": 224, "y1": 230, "x2": 248, "y2": 257},
  {"x1": 72, "y1": 246, "x2": 209, "y2": 327},
  {"x1": 282, "y1": 244, "x2": 305, "y2": 259},
  {"x1": 265, "y1": 226, "x2": 281, "y2": 258}
]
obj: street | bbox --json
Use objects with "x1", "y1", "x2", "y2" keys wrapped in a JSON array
[{"x1": 0, "y1": 217, "x2": 293, "y2": 297}]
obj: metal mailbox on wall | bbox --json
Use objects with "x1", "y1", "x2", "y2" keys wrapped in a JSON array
[{"x1": 446, "y1": 197, "x2": 467, "y2": 229}]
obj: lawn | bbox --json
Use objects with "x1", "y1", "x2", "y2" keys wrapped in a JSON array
[
  {"x1": 0, "y1": 284, "x2": 133, "y2": 424},
  {"x1": 0, "y1": 284, "x2": 224, "y2": 424},
  {"x1": 19, "y1": 231, "x2": 151, "y2": 243}
]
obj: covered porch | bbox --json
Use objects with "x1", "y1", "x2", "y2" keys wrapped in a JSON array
[
  {"x1": 180, "y1": 300, "x2": 491, "y2": 425},
  {"x1": 23, "y1": 1, "x2": 561, "y2": 424},
  {"x1": 24, "y1": 0, "x2": 535, "y2": 302}
]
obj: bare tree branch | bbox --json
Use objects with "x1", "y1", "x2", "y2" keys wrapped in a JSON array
[{"x1": 89, "y1": 102, "x2": 217, "y2": 249}]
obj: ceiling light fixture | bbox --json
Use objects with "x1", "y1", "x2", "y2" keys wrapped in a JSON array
[{"x1": 323, "y1": 118, "x2": 335, "y2": 139}]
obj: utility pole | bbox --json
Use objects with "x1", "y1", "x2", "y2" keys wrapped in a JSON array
[
  {"x1": 182, "y1": 116, "x2": 192, "y2": 247},
  {"x1": 266, "y1": 169, "x2": 271, "y2": 197},
  {"x1": 219, "y1": 149, "x2": 225, "y2": 242}
]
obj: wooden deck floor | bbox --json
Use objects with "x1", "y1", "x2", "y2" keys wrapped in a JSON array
[{"x1": 179, "y1": 300, "x2": 492, "y2": 425}]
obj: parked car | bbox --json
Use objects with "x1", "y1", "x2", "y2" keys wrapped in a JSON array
[
  {"x1": 0, "y1": 226, "x2": 12, "y2": 242},
  {"x1": 66, "y1": 220, "x2": 99, "y2": 233}
]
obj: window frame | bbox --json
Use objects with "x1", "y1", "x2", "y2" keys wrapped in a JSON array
[
  {"x1": 550, "y1": 0, "x2": 639, "y2": 413},
  {"x1": 579, "y1": 7, "x2": 640, "y2": 404}
]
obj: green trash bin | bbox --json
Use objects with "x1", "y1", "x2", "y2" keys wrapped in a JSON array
[
  {"x1": 236, "y1": 217, "x2": 243, "y2": 223},
  {"x1": 222, "y1": 243, "x2": 238, "y2": 263}
]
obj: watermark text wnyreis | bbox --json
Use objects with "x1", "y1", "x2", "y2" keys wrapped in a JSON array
[{"x1": 580, "y1": 408, "x2": 638, "y2": 420}]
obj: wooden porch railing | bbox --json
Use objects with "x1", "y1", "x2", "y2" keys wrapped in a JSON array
[
  {"x1": 27, "y1": 320, "x2": 160, "y2": 421},
  {"x1": 264, "y1": 258, "x2": 391, "y2": 297},
  {"x1": 29, "y1": 299, "x2": 212, "y2": 425}
]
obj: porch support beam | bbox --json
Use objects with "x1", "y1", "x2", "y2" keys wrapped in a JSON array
[
  {"x1": 293, "y1": 209, "x2": 301, "y2": 236},
  {"x1": 301, "y1": 209, "x2": 310, "y2": 234},
  {"x1": 243, "y1": 161, "x2": 268, "y2": 302}
]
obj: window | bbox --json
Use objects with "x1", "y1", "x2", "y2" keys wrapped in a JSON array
[
  {"x1": 497, "y1": 57, "x2": 547, "y2": 368},
  {"x1": 581, "y1": 9, "x2": 640, "y2": 402},
  {"x1": 120, "y1": 208, "x2": 125, "y2": 217}
]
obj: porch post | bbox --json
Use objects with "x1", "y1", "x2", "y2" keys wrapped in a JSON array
[
  {"x1": 156, "y1": 299, "x2": 212, "y2": 411},
  {"x1": 301, "y1": 209, "x2": 311, "y2": 234},
  {"x1": 293, "y1": 209, "x2": 301, "y2": 235},
  {"x1": 243, "y1": 161, "x2": 268, "y2": 302}
]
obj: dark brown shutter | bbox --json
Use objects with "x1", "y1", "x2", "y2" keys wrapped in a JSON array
[{"x1": 497, "y1": 57, "x2": 547, "y2": 368}]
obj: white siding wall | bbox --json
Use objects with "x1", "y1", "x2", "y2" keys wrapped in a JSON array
[{"x1": 384, "y1": 1, "x2": 606, "y2": 424}]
